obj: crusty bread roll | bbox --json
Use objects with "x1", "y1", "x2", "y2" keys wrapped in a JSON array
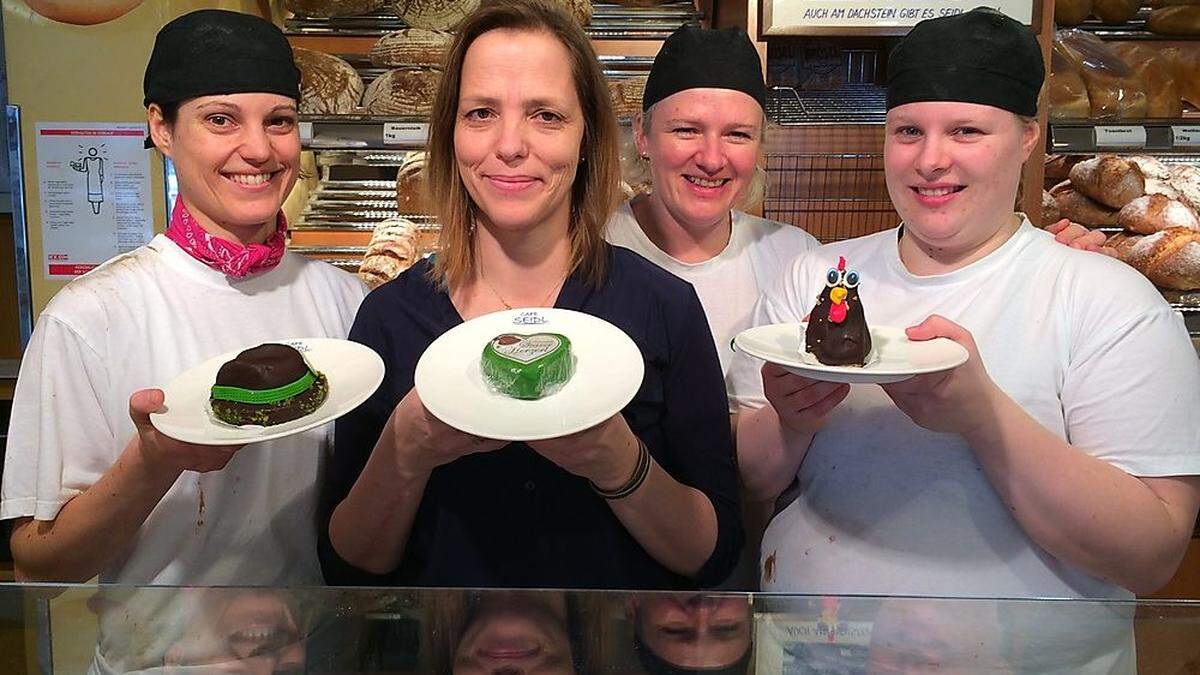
[
  {"x1": 1148, "y1": 5, "x2": 1200, "y2": 35},
  {"x1": 608, "y1": 76, "x2": 648, "y2": 120},
  {"x1": 1048, "y1": 44, "x2": 1091, "y2": 121},
  {"x1": 293, "y1": 47, "x2": 364, "y2": 115},
  {"x1": 1068, "y1": 155, "x2": 1146, "y2": 209},
  {"x1": 370, "y1": 29, "x2": 454, "y2": 68},
  {"x1": 1117, "y1": 194, "x2": 1200, "y2": 234},
  {"x1": 1057, "y1": 31, "x2": 1149, "y2": 120},
  {"x1": 284, "y1": 0, "x2": 385, "y2": 17},
  {"x1": 1055, "y1": 0, "x2": 1093, "y2": 25},
  {"x1": 395, "y1": 152, "x2": 429, "y2": 215},
  {"x1": 1041, "y1": 190, "x2": 1062, "y2": 226},
  {"x1": 1051, "y1": 180, "x2": 1120, "y2": 226},
  {"x1": 548, "y1": 0, "x2": 592, "y2": 25},
  {"x1": 1105, "y1": 231, "x2": 1143, "y2": 258},
  {"x1": 1094, "y1": 0, "x2": 1141, "y2": 23},
  {"x1": 1126, "y1": 155, "x2": 1181, "y2": 200},
  {"x1": 1169, "y1": 164, "x2": 1200, "y2": 215},
  {"x1": 363, "y1": 68, "x2": 442, "y2": 116},
  {"x1": 396, "y1": 0, "x2": 481, "y2": 30},
  {"x1": 1108, "y1": 43, "x2": 1183, "y2": 118},
  {"x1": 358, "y1": 218, "x2": 421, "y2": 289},
  {"x1": 1121, "y1": 227, "x2": 1200, "y2": 290}
]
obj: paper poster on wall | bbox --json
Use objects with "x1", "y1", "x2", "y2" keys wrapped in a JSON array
[
  {"x1": 761, "y1": 0, "x2": 1036, "y2": 35},
  {"x1": 35, "y1": 122, "x2": 154, "y2": 279}
]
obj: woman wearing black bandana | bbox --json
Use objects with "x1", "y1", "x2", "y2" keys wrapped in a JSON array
[
  {"x1": 2, "y1": 8, "x2": 365, "y2": 605},
  {"x1": 732, "y1": 8, "x2": 1200, "y2": 670}
]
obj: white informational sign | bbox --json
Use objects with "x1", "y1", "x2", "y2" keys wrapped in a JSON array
[
  {"x1": 1173, "y1": 126, "x2": 1200, "y2": 148},
  {"x1": 1094, "y1": 125, "x2": 1147, "y2": 149},
  {"x1": 383, "y1": 121, "x2": 429, "y2": 145},
  {"x1": 36, "y1": 122, "x2": 154, "y2": 279},
  {"x1": 762, "y1": 0, "x2": 1034, "y2": 34}
]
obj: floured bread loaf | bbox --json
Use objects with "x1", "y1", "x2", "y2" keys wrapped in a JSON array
[
  {"x1": 284, "y1": 0, "x2": 386, "y2": 17},
  {"x1": 370, "y1": 28, "x2": 454, "y2": 68},
  {"x1": 1117, "y1": 194, "x2": 1200, "y2": 234},
  {"x1": 1068, "y1": 156, "x2": 1146, "y2": 209},
  {"x1": 608, "y1": 76, "x2": 648, "y2": 120},
  {"x1": 363, "y1": 68, "x2": 442, "y2": 116},
  {"x1": 358, "y1": 218, "x2": 421, "y2": 289},
  {"x1": 1121, "y1": 227, "x2": 1200, "y2": 290},
  {"x1": 549, "y1": 0, "x2": 592, "y2": 25},
  {"x1": 395, "y1": 152, "x2": 429, "y2": 215},
  {"x1": 293, "y1": 47, "x2": 364, "y2": 115},
  {"x1": 1041, "y1": 190, "x2": 1062, "y2": 226},
  {"x1": 1127, "y1": 155, "x2": 1180, "y2": 200},
  {"x1": 396, "y1": 0, "x2": 480, "y2": 29},
  {"x1": 1169, "y1": 164, "x2": 1200, "y2": 215}
]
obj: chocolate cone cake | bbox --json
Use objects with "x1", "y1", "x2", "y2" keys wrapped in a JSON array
[
  {"x1": 805, "y1": 256, "x2": 872, "y2": 366},
  {"x1": 210, "y1": 344, "x2": 328, "y2": 426}
]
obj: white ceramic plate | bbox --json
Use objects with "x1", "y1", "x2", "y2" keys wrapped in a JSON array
[
  {"x1": 414, "y1": 308, "x2": 645, "y2": 441},
  {"x1": 733, "y1": 323, "x2": 969, "y2": 384},
  {"x1": 150, "y1": 338, "x2": 385, "y2": 445}
]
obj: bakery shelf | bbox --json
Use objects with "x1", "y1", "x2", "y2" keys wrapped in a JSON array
[
  {"x1": 301, "y1": 114, "x2": 429, "y2": 150},
  {"x1": 1048, "y1": 121, "x2": 1200, "y2": 154},
  {"x1": 284, "y1": 2, "x2": 703, "y2": 40},
  {"x1": 767, "y1": 86, "x2": 887, "y2": 126},
  {"x1": 1069, "y1": 8, "x2": 1200, "y2": 40}
]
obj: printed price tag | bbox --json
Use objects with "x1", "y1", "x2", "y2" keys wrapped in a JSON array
[
  {"x1": 299, "y1": 121, "x2": 313, "y2": 143},
  {"x1": 1094, "y1": 125, "x2": 1147, "y2": 149},
  {"x1": 383, "y1": 122, "x2": 429, "y2": 145},
  {"x1": 1173, "y1": 126, "x2": 1200, "y2": 147}
]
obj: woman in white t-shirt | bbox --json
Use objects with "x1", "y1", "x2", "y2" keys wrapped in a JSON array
[
  {"x1": 1, "y1": 10, "x2": 366, "y2": 594},
  {"x1": 734, "y1": 6, "x2": 1200, "y2": 608}
]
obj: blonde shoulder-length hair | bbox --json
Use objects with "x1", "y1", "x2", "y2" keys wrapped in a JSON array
[{"x1": 425, "y1": 0, "x2": 621, "y2": 289}]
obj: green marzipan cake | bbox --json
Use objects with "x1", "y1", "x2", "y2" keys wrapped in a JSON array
[{"x1": 481, "y1": 333, "x2": 573, "y2": 400}]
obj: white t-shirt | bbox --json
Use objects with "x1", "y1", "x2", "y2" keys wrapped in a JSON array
[
  {"x1": 1, "y1": 234, "x2": 366, "y2": 587},
  {"x1": 606, "y1": 201, "x2": 819, "y2": 409},
  {"x1": 730, "y1": 219, "x2": 1200, "y2": 600}
]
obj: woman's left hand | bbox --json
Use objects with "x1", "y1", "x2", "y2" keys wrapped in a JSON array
[
  {"x1": 527, "y1": 414, "x2": 641, "y2": 491},
  {"x1": 879, "y1": 315, "x2": 1002, "y2": 436}
]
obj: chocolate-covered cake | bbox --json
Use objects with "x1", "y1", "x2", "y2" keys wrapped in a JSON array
[
  {"x1": 210, "y1": 344, "x2": 328, "y2": 426},
  {"x1": 481, "y1": 333, "x2": 573, "y2": 400},
  {"x1": 805, "y1": 256, "x2": 872, "y2": 366}
]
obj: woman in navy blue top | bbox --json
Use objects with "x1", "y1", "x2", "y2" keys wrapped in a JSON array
[{"x1": 320, "y1": 0, "x2": 741, "y2": 589}]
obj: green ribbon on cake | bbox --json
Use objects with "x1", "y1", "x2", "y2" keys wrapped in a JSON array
[{"x1": 210, "y1": 371, "x2": 317, "y2": 405}]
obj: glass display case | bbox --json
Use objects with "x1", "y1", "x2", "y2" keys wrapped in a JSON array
[{"x1": 2, "y1": 583, "x2": 1200, "y2": 673}]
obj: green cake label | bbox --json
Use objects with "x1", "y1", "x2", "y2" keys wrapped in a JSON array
[{"x1": 489, "y1": 333, "x2": 563, "y2": 364}]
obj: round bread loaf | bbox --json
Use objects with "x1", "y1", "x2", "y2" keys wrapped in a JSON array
[
  {"x1": 396, "y1": 0, "x2": 481, "y2": 29},
  {"x1": 608, "y1": 76, "x2": 648, "y2": 120},
  {"x1": 1041, "y1": 190, "x2": 1062, "y2": 227},
  {"x1": 293, "y1": 47, "x2": 364, "y2": 115},
  {"x1": 284, "y1": 0, "x2": 386, "y2": 17},
  {"x1": 1093, "y1": 0, "x2": 1141, "y2": 23},
  {"x1": 549, "y1": 0, "x2": 593, "y2": 25},
  {"x1": 395, "y1": 152, "x2": 429, "y2": 215},
  {"x1": 1050, "y1": 180, "x2": 1119, "y2": 226},
  {"x1": 1068, "y1": 156, "x2": 1146, "y2": 209},
  {"x1": 358, "y1": 218, "x2": 421, "y2": 289},
  {"x1": 370, "y1": 28, "x2": 454, "y2": 68},
  {"x1": 363, "y1": 68, "x2": 442, "y2": 116},
  {"x1": 1055, "y1": 0, "x2": 1093, "y2": 25}
]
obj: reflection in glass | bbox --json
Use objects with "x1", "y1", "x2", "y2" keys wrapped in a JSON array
[{"x1": 630, "y1": 594, "x2": 752, "y2": 674}]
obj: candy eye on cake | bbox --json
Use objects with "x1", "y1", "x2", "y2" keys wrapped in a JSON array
[
  {"x1": 209, "y1": 343, "x2": 329, "y2": 426},
  {"x1": 804, "y1": 256, "x2": 873, "y2": 367}
]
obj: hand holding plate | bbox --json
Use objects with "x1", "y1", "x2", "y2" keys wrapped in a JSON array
[
  {"x1": 131, "y1": 389, "x2": 244, "y2": 475},
  {"x1": 879, "y1": 315, "x2": 1001, "y2": 435},
  {"x1": 761, "y1": 362, "x2": 850, "y2": 436},
  {"x1": 388, "y1": 387, "x2": 506, "y2": 477},
  {"x1": 526, "y1": 413, "x2": 640, "y2": 491}
]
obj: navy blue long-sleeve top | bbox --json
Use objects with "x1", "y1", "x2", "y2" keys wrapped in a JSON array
[{"x1": 320, "y1": 246, "x2": 742, "y2": 589}]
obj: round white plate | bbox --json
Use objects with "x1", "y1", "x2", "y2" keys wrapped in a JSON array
[
  {"x1": 414, "y1": 308, "x2": 645, "y2": 441},
  {"x1": 150, "y1": 338, "x2": 385, "y2": 445},
  {"x1": 733, "y1": 323, "x2": 969, "y2": 384}
]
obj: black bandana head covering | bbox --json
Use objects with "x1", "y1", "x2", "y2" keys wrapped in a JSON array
[
  {"x1": 886, "y1": 7, "x2": 1043, "y2": 117},
  {"x1": 643, "y1": 25, "x2": 766, "y2": 112},
  {"x1": 143, "y1": 10, "x2": 301, "y2": 109}
]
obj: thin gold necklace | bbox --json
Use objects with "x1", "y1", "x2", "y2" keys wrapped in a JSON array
[{"x1": 479, "y1": 255, "x2": 565, "y2": 309}]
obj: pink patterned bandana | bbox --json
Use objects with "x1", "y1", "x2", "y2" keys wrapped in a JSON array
[{"x1": 165, "y1": 198, "x2": 287, "y2": 278}]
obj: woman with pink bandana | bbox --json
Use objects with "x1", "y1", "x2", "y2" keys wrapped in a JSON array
[{"x1": 1, "y1": 10, "x2": 366, "y2": 591}]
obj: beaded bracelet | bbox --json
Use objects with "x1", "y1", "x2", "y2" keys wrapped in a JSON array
[{"x1": 590, "y1": 438, "x2": 650, "y2": 500}]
